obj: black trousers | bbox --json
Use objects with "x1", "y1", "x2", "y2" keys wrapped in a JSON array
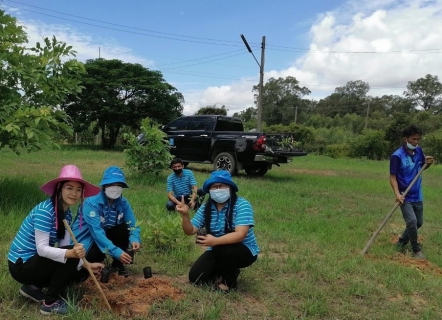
[
  {"x1": 8, "y1": 245, "x2": 80, "y2": 304},
  {"x1": 189, "y1": 242, "x2": 257, "y2": 289},
  {"x1": 74, "y1": 223, "x2": 131, "y2": 281},
  {"x1": 86, "y1": 223, "x2": 130, "y2": 266}
]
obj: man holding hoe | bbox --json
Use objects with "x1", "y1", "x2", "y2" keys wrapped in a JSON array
[{"x1": 390, "y1": 125, "x2": 434, "y2": 259}]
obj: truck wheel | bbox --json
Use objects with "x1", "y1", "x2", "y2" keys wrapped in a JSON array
[
  {"x1": 244, "y1": 165, "x2": 268, "y2": 177},
  {"x1": 213, "y1": 152, "x2": 237, "y2": 175}
]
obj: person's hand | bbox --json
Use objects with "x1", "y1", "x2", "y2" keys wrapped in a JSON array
[
  {"x1": 72, "y1": 243, "x2": 85, "y2": 259},
  {"x1": 119, "y1": 251, "x2": 132, "y2": 265},
  {"x1": 425, "y1": 156, "x2": 434, "y2": 164},
  {"x1": 176, "y1": 196, "x2": 190, "y2": 217},
  {"x1": 189, "y1": 200, "x2": 196, "y2": 209},
  {"x1": 196, "y1": 234, "x2": 218, "y2": 247},
  {"x1": 395, "y1": 193, "x2": 404, "y2": 204},
  {"x1": 89, "y1": 262, "x2": 105, "y2": 275},
  {"x1": 131, "y1": 242, "x2": 141, "y2": 251}
]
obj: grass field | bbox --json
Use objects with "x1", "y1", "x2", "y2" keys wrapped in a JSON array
[{"x1": 1, "y1": 146, "x2": 442, "y2": 319}]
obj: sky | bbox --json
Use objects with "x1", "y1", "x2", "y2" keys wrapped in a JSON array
[{"x1": 2, "y1": 0, "x2": 442, "y2": 116}]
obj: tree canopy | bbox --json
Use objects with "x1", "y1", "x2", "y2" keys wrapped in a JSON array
[
  {"x1": 254, "y1": 76, "x2": 311, "y2": 126},
  {"x1": 404, "y1": 74, "x2": 442, "y2": 111},
  {"x1": 62, "y1": 58, "x2": 184, "y2": 148},
  {"x1": 195, "y1": 105, "x2": 228, "y2": 115},
  {"x1": 0, "y1": 10, "x2": 85, "y2": 154}
]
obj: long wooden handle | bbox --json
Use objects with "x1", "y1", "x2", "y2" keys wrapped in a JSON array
[
  {"x1": 63, "y1": 219, "x2": 112, "y2": 311},
  {"x1": 360, "y1": 163, "x2": 428, "y2": 255}
]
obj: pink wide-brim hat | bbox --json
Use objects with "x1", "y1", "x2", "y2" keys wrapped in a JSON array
[{"x1": 40, "y1": 164, "x2": 101, "y2": 197}]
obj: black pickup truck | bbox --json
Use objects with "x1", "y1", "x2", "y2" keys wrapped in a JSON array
[{"x1": 157, "y1": 115, "x2": 307, "y2": 177}]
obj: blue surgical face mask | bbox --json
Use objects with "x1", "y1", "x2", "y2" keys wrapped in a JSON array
[
  {"x1": 209, "y1": 188, "x2": 230, "y2": 203},
  {"x1": 406, "y1": 142, "x2": 417, "y2": 150}
]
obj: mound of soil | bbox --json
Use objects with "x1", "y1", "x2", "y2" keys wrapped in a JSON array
[{"x1": 79, "y1": 272, "x2": 184, "y2": 317}]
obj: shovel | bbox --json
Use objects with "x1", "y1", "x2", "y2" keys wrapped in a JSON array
[{"x1": 63, "y1": 219, "x2": 112, "y2": 311}]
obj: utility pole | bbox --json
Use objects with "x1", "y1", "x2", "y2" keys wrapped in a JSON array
[
  {"x1": 240, "y1": 34, "x2": 266, "y2": 132},
  {"x1": 364, "y1": 102, "x2": 370, "y2": 129}
]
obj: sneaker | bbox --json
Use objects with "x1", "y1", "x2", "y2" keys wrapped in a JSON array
[
  {"x1": 19, "y1": 285, "x2": 45, "y2": 302},
  {"x1": 40, "y1": 300, "x2": 68, "y2": 315},
  {"x1": 413, "y1": 251, "x2": 426, "y2": 259}
]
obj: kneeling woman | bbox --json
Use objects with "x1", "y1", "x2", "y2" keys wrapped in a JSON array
[
  {"x1": 8, "y1": 165, "x2": 104, "y2": 315},
  {"x1": 176, "y1": 170, "x2": 260, "y2": 293}
]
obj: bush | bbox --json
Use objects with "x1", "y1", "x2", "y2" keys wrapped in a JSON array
[
  {"x1": 141, "y1": 206, "x2": 190, "y2": 252},
  {"x1": 348, "y1": 129, "x2": 388, "y2": 160},
  {"x1": 423, "y1": 130, "x2": 442, "y2": 163},
  {"x1": 325, "y1": 143, "x2": 350, "y2": 158},
  {"x1": 124, "y1": 118, "x2": 172, "y2": 175}
]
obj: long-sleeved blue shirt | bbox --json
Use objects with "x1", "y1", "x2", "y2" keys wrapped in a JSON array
[{"x1": 71, "y1": 191, "x2": 141, "y2": 260}]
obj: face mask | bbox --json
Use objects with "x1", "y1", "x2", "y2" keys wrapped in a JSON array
[
  {"x1": 406, "y1": 142, "x2": 417, "y2": 150},
  {"x1": 105, "y1": 186, "x2": 123, "y2": 199},
  {"x1": 209, "y1": 188, "x2": 230, "y2": 203},
  {"x1": 173, "y1": 169, "x2": 183, "y2": 175}
]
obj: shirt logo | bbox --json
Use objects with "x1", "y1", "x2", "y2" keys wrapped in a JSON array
[{"x1": 89, "y1": 211, "x2": 96, "y2": 217}]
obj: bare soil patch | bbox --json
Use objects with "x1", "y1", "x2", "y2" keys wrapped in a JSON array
[{"x1": 79, "y1": 273, "x2": 184, "y2": 318}]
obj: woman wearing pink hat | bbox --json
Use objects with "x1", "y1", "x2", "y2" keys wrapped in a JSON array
[{"x1": 8, "y1": 164, "x2": 104, "y2": 315}]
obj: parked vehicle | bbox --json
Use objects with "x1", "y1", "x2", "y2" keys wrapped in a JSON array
[{"x1": 151, "y1": 115, "x2": 307, "y2": 177}]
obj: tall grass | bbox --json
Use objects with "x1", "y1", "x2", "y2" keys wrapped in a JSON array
[{"x1": 1, "y1": 146, "x2": 442, "y2": 319}]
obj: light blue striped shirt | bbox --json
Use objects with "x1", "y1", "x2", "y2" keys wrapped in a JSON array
[
  {"x1": 167, "y1": 169, "x2": 197, "y2": 197},
  {"x1": 191, "y1": 197, "x2": 260, "y2": 256},
  {"x1": 8, "y1": 199, "x2": 72, "y2": 263}
]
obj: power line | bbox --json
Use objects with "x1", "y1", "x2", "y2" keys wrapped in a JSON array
[
  {"x1": 2, "y1": 3, "x2": 245, "y2": 47},
  {"x1": 5, "y1": 0, "x2": 442, "y2": 55},
  {"x1": 4, "y1": 0, "x2": 245, "y2": 45}
]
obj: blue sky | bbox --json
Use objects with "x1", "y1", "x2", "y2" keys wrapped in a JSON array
[{"x1": 2, "y1": 0, "x2": 442, "y2": 115}]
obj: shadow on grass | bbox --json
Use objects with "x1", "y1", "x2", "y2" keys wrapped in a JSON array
[
  {"x1": 1, "y1": 178, "x2": 45, "y2": 213},
  {"x1": 186, "y1": 165, "x2": 297, "y2": 183},
  {"x1": 60, "y1": 144, "x2": 127, "y2": 152}
]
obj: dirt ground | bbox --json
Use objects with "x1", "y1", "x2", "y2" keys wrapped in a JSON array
[
  {"x1": 386, "y1": 235, "x2": 442, "y2": 275},
  {"x1": 79, "y1": 272, "x2": 184, "y2": 317}
]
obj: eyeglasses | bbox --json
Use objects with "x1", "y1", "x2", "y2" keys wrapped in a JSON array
[{"x1": 209, "y1": 184, "x2": 230, "y2": 190}]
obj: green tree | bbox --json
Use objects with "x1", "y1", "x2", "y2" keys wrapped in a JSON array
[
  {"x1": 404, "y1": 74, "x2": 442, "y2": 111},
  {"x1": 0, "y1": 10, "x2": 85, "y2": 154},
  {"x1": 124, "y1": 117, "x2": 172, "y2": 175},
  {"x1": 315, "y1": 80, "x2": 370, "y2": 117},
  {"x1": 254, "y1": 76, "x2": 310, "y2": 126},
  {"x1": 232, "y1": 107, "x2": 256, "y2": 122},
  {"x1": 195, "y1": 105, "x2": 227, "y2": 115},
  {"x1": 63, "y1": 58, "x2": 183, "y2": 149}
]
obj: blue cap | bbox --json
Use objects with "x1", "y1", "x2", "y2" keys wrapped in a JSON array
[
  {"x1": 100, "y1": 166, "x2": 129, "y2": 188},
  {"x1": 203, "y1": 170, "x2": 238, "y2": 193}
]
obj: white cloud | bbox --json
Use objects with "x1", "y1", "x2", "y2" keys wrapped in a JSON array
[
  {"x1": 290, "y1": 0, "x2": 442, "y2": 97},
  {"x1": 21, "y1": 21, "x2": 154, "y2": 66},
  {"x1": 193, "y1": 0, "x2": 442, "y2": 113},
  {"x1": 5, "y1": 1, "x2": 442, "y2": 116}
]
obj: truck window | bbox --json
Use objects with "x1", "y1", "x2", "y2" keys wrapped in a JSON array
[
  {"x1": 215, "y1": 118, "x2": 244, "y2": 131},
  {"x1": 190, "y1": 117, "x2": 215, "y2": 131},
  {"x1": 164, "y1": 118, "x2": 191, "y2": 131}
]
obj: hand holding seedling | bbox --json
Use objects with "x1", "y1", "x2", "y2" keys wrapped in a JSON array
[
  {"x1": 89, "y1": 262, "x2": 105, "y2": 275},
  {"x1": 119, "y1": 251, "x2": 132, "y2": 265},
  {"x1": 176, "y1": 196, "x2": 190, "y2": 216}
]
